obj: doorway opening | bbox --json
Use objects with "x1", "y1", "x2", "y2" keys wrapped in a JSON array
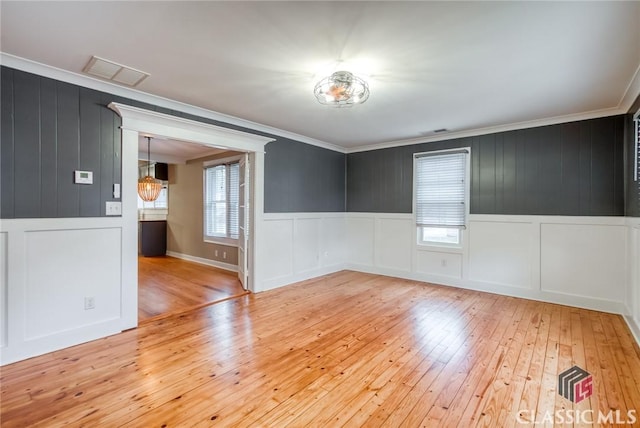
[
  {"x1": 109, "y1": 103, "x2": 273, "y2": 330},
  {"x1": 136, "y1": 138, "x2": 252, "y2": 322}
]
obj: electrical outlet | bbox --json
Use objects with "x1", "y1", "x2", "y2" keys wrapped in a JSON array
[
  {"x1": 215, "y1": 250, "x2": 218, "y2": 257},
  {"x1": 223, "y1": 251, "x2": 227, "y2": 259},
  {"x1": 84, "y1": 297, "x2": 95, "y2": 310}
]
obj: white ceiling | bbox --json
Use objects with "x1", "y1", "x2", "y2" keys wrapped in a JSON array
[
  {"x1": 1, "y1": 1, "x2": 639, "y2": 150},
  {"x1": 137, "y1": 136, "x2": 225, "y2": 164}
]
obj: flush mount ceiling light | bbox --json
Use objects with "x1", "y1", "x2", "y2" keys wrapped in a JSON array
[
  {"x1": 138, "y1": 136, "x2": 162, "y2": 202},
  {"x1": 314, "y1": 71, "x2": 370, "y2": 107},
  {"x1": 83, "y1": 56, "x2": 149, "y2": 87}
]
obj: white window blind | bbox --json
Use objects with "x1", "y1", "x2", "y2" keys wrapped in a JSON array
[
  {"x1": 635, "y1": 114, "x2": 639, "y2": 182},
  {"x1": 415, "y1": 150, "x2": 468, "y2": 229},
  {"x1": 204, "y1": 162, "x2": 239, "y2": 240}
]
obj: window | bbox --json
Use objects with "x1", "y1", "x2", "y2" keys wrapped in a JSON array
[
  {"x1": 635, "y1": 110, "x2": 639, "y2": 183},
  {"x1": 204, "y1": 161, "x2": 239, "y2": 241},
  {"x1": 414, "y1": 148, "x2": 469, "y2": 247},
  {"x1": 137, "y1": 163, "x2": 168, "y2": 209},
  {"x1": 137, "y1": 185, "x2": 168, "y2": 209}
]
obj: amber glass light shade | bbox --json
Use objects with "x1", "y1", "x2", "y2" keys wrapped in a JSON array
[{"x1": 138, "y1": 175, "x2": 162, "y2": 201}]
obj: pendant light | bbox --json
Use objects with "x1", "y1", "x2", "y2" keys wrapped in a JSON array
[{"x1": 138, "y1": 136, "x2": 162, "y2": 202}]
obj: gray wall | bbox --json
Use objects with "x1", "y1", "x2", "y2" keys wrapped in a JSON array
[
  {"x1": 626, "y1": 95, "x2": 640, "y2": 217},
  {"x1": 264, "y1": 139, "x2": 345, "y2": 212},
  {"x1": 347, "y1": 115, "x2": 626, "y2": 216},
  {"x1": 1, "y1": 67, "x2": 121, "y2": 218},
  {"x1": 0, "y1": 66, "x2": 346, "y2": 218}
]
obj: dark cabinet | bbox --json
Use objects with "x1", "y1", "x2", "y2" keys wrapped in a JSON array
[{"x1": 140, "y1": 220, "x2": 166, "y2": 257}]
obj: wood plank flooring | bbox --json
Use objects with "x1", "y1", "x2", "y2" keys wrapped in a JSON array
[
  {"x1": 2, "y1": 271, "x2": 640, "y2": 427},
  {"x1": 138, "y1": 255, "x2": 247, "y2": 322}
]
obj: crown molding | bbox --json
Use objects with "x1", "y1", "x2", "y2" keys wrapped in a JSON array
[
  {"x1": 2, "y1": 53, "x2": 636, "y2": 156},
  {"x1": 0, "y1": 53, "x2": 346, "y2": 154},
  {"x1": 345, "y1": 107, "x2": 625, "y2": 154},
  {"x1": 620, "y1": 62, "x2": 640, "y2": 113}
]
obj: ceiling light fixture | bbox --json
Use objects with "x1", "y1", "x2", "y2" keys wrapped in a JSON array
[
  {"x1": 313, "y1": 71, "x2": 370, "y2": 107},
  {"x1": 138, "y1": 136, "x2": 162, "y2": 202}
]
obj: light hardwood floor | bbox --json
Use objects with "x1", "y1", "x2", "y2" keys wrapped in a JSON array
[
  {"x1": 138, "y1": 255, "x2": 248, "y2": 323},
  {"x1": 2, "y1": 271, "x2": 639, "y2": 427}
]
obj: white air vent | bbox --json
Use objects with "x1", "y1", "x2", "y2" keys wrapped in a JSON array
[{"x1": 83, "y1": 56, "x2": 149, "y2": 87}]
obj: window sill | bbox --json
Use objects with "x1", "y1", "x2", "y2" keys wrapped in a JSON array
[
  {"x1": 204, "y1": 238, "x2": 238, "y2": 247},
  {"x1": 416, "y1": 243, "x2": 463, "y2": 254}
]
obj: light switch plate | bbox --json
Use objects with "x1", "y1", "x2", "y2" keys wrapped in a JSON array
[
  {"x1": 106, "y1": 201, "x2": 122, "y2": 216},
  {"x1": 74, "y1": 170, "x2": 93, "y2": 184},
  {"x1": 113, "y1": 183, "x2": 121, "y2": 199}
]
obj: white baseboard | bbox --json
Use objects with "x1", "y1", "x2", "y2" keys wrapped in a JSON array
[
  {"x1": 259, "y1": 264, "x2": 346, "y2": 292},
  {"x1": 166, "y1": 251, "x2": 238, "y2": 273},
  {"x1": 624, "y1": 315, "x2": 640, "y2": 347},
  {"x1": 345, "y1": 263, "x2": 627, "y2": 315}
]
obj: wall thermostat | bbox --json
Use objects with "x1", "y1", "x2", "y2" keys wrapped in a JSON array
[{"x1": 74, "y1": 170, "x2": 93, "y2": 184}]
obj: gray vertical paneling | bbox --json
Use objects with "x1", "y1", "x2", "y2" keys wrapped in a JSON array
[
  {"x1": 79, "y1": 88, "x2": 102, "y2": 217},
  {"x1": 501, "y1": 131, "x2": 517, "y2": 213},
  {"x1": 100, "y1": 93, "x2": 115, "y2": 208},
  {"x1": 40, "y1": 77, "x2": 58, "y2": 218},
  {"x1": 477, "y1": 134, "x2": 496, "y2": 213},
  {"x1": 13, "y1": 71, "x2": 41, "y2": 217},
  {"x1": 523, "y1": 128, "x2": 540, "y2": 214},
  {"x1": 578, "y1": 121, "x2": 592, "y2": 214},
  {"x1": 347, "y1": 115, "x2": 625, "y2": 216},
  {"x1": 560, "y1": 122, "x2": 581, "y2": 215},
  {"x1": 612, "y1": 116, "x2": 625, "y2": 213},
  {"x1": 264, "y1": 138, "x2": 345, "y2": 213},
  {"x1": 494, "y1": 133, "x2": 504, "y2": 214},
  {"x1": 538, "y1": 125, "x2": 562, "y2": 214},
  {"x1": 56, "y1": 81, "x2": 80, "y2": 217},
  {"x1": 514, "y1": 131, "x2": 527, "y2": 214},
  {"x1": 1, "y1": 68, "x2": 15, "y2": 218},
  {"x1": 590, "y1": 117, "x2": 615, "y2": 215}
]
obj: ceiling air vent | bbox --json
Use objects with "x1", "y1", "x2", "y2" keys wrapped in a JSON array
[{"x1": 83, "y1": 56, "x2": 149, "y2": 87}]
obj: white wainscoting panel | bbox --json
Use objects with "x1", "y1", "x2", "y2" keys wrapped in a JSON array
[
  {"x1": 468, "y1": 221, "x2": 533, "y2": 288},
  {"x1": 347, "y1": 216, "x2": 375, "y2": 266},
  {"x1": 261, "y1": 218, "x2": 294, "y2": 282},
  {"x1": 416, "y1": 250, "x2": 463, "y2": 279},
  {"x1": 322, "y1": 216, "x2": 347, "y2": 267},
  {"x1": 345, "y1": 213, "x2": 630, "y2": 316},
  {"x1": 25, "y1": 228, "x2": 122, "y2": 339},
  {"x1": 1, "y1": 218, "x2": 125, "y2": 365},
  {"x1": 625, "y1": 218, "x2": 640, "y2": 344},
  {"x1": 260, "y1": 213, "x2": 346, "y2": 291},
  {"x1": 294, "y1": 218, "x2": 321, "y2": 274},
  {"x1": 540, "y1": 223, "x2": 626, "y2": 302},
  {"x1": 0, "y1": 232, "x2": 7, "y2": 348},
  {"x1": 376, "y1": 218, "x2": 413, "y2": 272}
]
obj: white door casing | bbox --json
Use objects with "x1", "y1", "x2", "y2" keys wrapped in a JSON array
[{"x1": 108, "y1": 103, "x2": 273, "y2": 329}]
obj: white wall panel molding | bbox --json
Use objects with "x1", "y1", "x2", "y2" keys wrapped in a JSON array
[
  {"x1": 260, "y1": 213, "x2": 346, "y2": 291},
  {"x1": 0, "y1": 232, "x2": 8, "y2": 349},
  {"x1": 468, "y1": 221, "x2": 535, "y2": 288},
  {"x1": 345, "y1": 213, "x2": 630, "y2": 317},
  {"x1": 625, "y1": 218, "x2": 640, "y2": 344},
  {"x1": 0, "y1": 218, "x2": 124, "y2": 365}
]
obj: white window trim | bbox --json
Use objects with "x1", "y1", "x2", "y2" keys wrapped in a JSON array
[
  {"x1": 203, "y1": 155, "x2": 243, "y2": 244},
  {"x1": 634, "y1": 109, "x2": 639, "y2": 182},
  {"x1": 413, "y1": 147, "x2": 471, "y2": 249}
]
